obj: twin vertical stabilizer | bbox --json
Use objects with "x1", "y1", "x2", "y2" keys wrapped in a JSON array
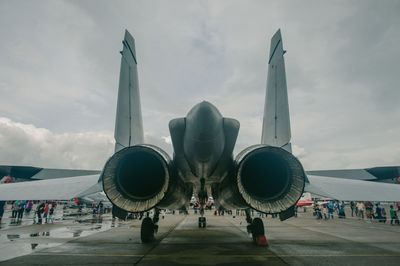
[
  {"x1": 114, "y1": 29, "x2": 291, "y2": 154},
  {"x1": 261, "y1": 29, "x2": 292, "y2": 153},
  {"x1": 114, "y1": 30, "x2": 144, "y2": 152}
]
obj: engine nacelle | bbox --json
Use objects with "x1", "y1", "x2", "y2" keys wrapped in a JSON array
[
  {"x1": 214, "y1": 145, "x2": 305, "y2": 214},
  {"x1": 236, "y1": 145, "x2": 305, "y2": 213},
  {"x1": 102, "y1": 145, "x2": 190, "y2": 213}
]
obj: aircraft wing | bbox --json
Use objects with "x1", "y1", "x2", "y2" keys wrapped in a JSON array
[
  {"x1": 305, "y1": 174, "x2": 400, "y2": 201},
  {"x1": 81, "y1": 192, "x2": 111, "y2": 207},
  {"x1": 0, "y1": 174, "x2": 101, "y2": 201},
  {"x1": 306, "y1": 166, "x2": 400, "y2": 182},
  {"x1": 0, "y1": 165, "x2": 100, "y2": 181}
]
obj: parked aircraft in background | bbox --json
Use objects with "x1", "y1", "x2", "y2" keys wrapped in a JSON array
[
  {"x1": 296, "y1": 193, "x2": 313, "y2": 207},
  {"x1": 1, "y1": 29, "x2": 399, "y2": 244}
]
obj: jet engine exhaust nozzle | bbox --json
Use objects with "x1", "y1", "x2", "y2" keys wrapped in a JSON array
[
  {"x1": 236, "y1": 145, "x2": 306, "y2": 213},
  {"x1": 102, "y1": 145, "x2": 170, "y2": 213}
]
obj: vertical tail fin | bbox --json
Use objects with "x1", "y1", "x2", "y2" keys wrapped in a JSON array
[
  {"x1": 261, "y1": 29, "x2": 291, "y2": 153},
  {"x1": 114, "y1": 30, "x2": 144, "y2": 152}
]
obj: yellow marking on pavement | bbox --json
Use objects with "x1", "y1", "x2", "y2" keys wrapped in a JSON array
[{"x1": 34, "y1": 253, "x2": 400, "y2": 258}]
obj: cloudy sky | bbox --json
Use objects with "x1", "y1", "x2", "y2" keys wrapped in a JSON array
[{"x1": 0, "y1": 0, "x2": 399, "y2": 170}]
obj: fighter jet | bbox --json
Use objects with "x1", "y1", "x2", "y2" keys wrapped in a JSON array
[{"x1": 1, "y1": 29, "x2": 400, "y2": 244}]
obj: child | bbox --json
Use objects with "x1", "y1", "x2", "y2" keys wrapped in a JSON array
[{"x1": 323, "y1": 205, "x2": 328, "y2": 220}]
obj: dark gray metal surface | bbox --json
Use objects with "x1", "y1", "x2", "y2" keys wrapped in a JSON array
[{"x1": 183, "y1": 101, "x2": 225, "y2": 178}]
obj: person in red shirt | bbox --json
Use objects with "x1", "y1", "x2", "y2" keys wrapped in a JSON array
[{"x1": 43, "y1": 204, "x2": 50, "y2": 224}]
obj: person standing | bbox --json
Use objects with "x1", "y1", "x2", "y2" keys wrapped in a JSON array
[
  {"x1": 43, "y1": 203, "x2": 49, "y2": 224},
  {"x1": 350, "y1": 201, "x2": 355, "y2": 217},
  {"x1": 0, "y1": 201, "x2": 5, "y2": 224},
  {"x1": 375, "y1": 203, "x2": 383, "y2": 222},
  {"x1": 17, "y1": 201, "x2": 26, "y2": 221},
  {"x1": 97, "y1": 201, "x2": 104, "y2": 217},
  {"x1": 335, "y1": 201, "x2": 340, "y2": 215},
  {"x1": 26, "y1": 201, "x2": 33, "y2": 214},
  {"x1": 11, "y1": 201, "x2": 18, "y2": 219},
  {"x1": 323, "y1": 205, "x2": 328, "y2": 220},
  {"x1": 381, "y1": 206, "x2": 387, "y2": 223},
  {"x1": 328, "y1": 202, "x2": 334, "y2": 219},
  {"x1": 357, "y1": 202, "x2": 365, "y2": 220},
  {"x1": 92, "y1": 203, "x2": 97, "y2": 216},
  {"x1": 36, "y1": 201, "x2": 45, "y2": 224},
  {"x1": 389, "y1": 205, "x2": 399, "y2": 225},
  {"x1": 365, "y1": 201, "x2": 373, "y2": 219},
  {"x1": 48, "y1": 205, "x2": 55, "y2": 224},
  {"x1": 339, "y1": 203, "x2": 346, "y2": 219},
  {"x1": 315, "y1": 205, "x2": 322, "y2": 220}
]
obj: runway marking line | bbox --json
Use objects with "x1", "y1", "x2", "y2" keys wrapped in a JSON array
[{"x1": 33, "y1": 253, "x2": 400, "y2": 258}]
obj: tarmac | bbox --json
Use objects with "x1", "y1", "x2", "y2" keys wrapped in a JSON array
[{"x1": 0, "y1": 207, "x2": 399, "y2": 265}]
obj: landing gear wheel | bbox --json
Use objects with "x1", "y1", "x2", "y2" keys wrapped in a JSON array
[
  {"x1": 251, "y1": 218, "x2": 268, "y2": 246},
  {"x1": 141, "y1": 217, "x2": 155, "y2": 243},
  {"x1": 251, "y1": 218, "x2": 264, "y2": 242},
  {"x1": 198, "y1": 217, "x2": 206, "y2": 228},
  {"x1": 153, "y1": 224, "x2": 159, "y2": 234}
]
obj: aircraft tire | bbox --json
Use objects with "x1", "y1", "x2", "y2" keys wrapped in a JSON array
[
  {"x1": 141, "y1": 217, "x2": 155, "y2": 243},
  {"x1": 198, "y1": 217, "x2": 206, "y2": 228},
  {"x1": 251, "y1": 218, "x2": 264, "y2": 241}
]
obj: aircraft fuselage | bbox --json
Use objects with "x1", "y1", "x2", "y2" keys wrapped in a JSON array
[
  {"x1": 183, "y1": 101, "x2": 225, "y2": 178},
  {"x1": 169, "y1": 101, "x2": 240, "y2": 198}
]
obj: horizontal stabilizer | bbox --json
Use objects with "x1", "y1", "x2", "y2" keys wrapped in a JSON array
[
  {"x1": 0, "y1": 174, "x2": 101, "y2": 200},
  {"x1": 305, "y1": 174, "x2": 400, "y2": 201}
]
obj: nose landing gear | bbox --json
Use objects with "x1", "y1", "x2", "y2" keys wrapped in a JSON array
[
  {"x1": 198, "y1": 178, "x2": 207, "y2": 228},
  {"x1": 198, "y1": 216, "x2": 206, "y2": 228}
]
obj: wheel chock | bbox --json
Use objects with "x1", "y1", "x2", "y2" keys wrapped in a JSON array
[{"x1": 256, "y1": 235, "x2": 268, "y2": 247}]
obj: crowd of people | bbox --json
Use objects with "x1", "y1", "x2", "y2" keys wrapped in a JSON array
[
  {"x1": 10, "y1": 200, "x2": 32, "y2": 221},
  {"x1": 1, "y1": 199, "x2": 400, "y2": 227},
  {"x1": 92, "y1": 201, "x2": 104, "y2": 217},
  {"x1": 0, "y1": 200, "x2": 58, "y2": 225},
  {"x1": 312, "y1": 200, "x2": 400, "y2": 225},
  {"x1": 35, "y1": 201, "x2": 56, "y2": 224}
]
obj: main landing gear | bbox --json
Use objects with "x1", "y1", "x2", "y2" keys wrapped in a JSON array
[
  {"x1": 140, "y1": 208, "x2": 160, "y2": 243},
  {"x1": 245, "y1": 209, "x2": 268, "y2": 247}
]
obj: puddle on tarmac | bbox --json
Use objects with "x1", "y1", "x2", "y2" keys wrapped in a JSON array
[{"x1": 0, "y1": 209, "x2": 127, "y2": 262}]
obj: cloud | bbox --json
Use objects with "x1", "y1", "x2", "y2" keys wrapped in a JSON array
[
  {"x1": 0, "y1": 1, "x2": 399, "y2": 170},
  {"x1": 0, "y1": 117, "x2": 114, "y2": 169},
  {"x1": 161, "y1": 136, "x2": 172, "y2": 145},
  {"x1": 292, "y1": 144, "x2": 306, "y2": 159},
  {"x1": 0, "y1": 117, "x2": 178, "y2": 169}
]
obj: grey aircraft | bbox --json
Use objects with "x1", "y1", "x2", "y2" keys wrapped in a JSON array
[{"x1": 1, "y1": 30, "x2": 400, "y2": 243}]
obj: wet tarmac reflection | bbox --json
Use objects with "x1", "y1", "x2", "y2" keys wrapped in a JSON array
[{"x1": 1, "y1": 207, "x2": 121, "y2": 262}]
